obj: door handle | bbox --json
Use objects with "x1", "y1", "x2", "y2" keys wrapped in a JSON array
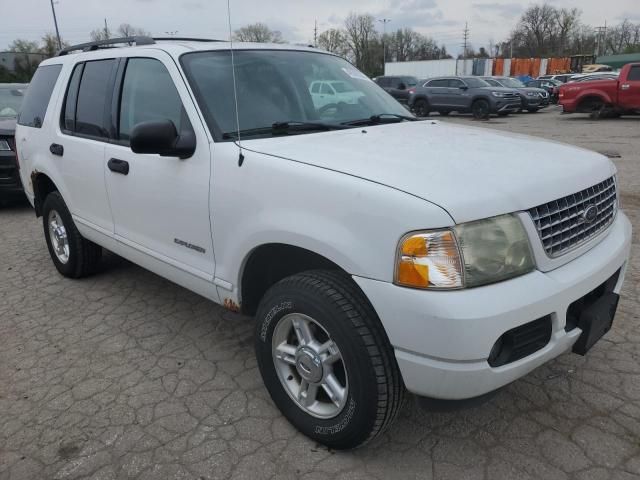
[
  {"x1": 50, "y1": 143, "x2": 64, "y2": 156},
  {"x1": 621, "y1": 84, "x2": 630, "y2": 90},
  {"x1": 107, "y1": 158, "x2": 129, "y2": 175}
]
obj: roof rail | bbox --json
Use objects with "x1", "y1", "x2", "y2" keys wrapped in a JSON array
[
  {"x1": 56, "y1": 36, "x2": 156, "y2": 56},
  {"x1": 152, "y1": 37, "x2": 224, "y2": 43}
]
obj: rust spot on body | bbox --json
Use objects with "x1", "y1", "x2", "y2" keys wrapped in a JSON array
[{"x1": 223, "y1": 298, "x2": 241, "y2": 313}]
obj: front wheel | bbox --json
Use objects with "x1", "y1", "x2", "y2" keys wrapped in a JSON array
[
  {"x1": 42, "y1": 191, "x2": 101, "y2": 278},
  {"x1": 255, "y1": 270, "x2": 405, "y2": 449},
  {"x1": 472, "y1": 99, "x2": 491, "y2": 120}
]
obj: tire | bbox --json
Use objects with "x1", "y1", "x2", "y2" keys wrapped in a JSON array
[
  {"x1": 255, "y1": 270, "x2": 405, "y2": 449},
  {"x1": 413, "y1": 98, "x2": 430, "y2": 117},
  {"x1": 42, "y1": 191, "x2": 101, "y2": 278},
  {"x1": 471, "y1": 99, "x2": 490, "y2": 120}
]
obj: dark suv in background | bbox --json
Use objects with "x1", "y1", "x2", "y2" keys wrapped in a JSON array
[
  {"x1": 408, "y1": 76, "x2": 521, "y2": 119},
  {"x1": 0, "y1": 83, "x2": 27, "y2": 203},
  {"x1": 373, "y1": 75, "x2": 418, "y2": 105},
  {"x1": 481, "y1": 76, "x2": 549, "y2": 112}
]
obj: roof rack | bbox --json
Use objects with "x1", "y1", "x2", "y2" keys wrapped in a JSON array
[
  {"x1": 57, "y1": 36, "x2": 224, "y2": 56},
  {"x1": 152, "y1": 37, "x2": 223, "y2": 43},
  {"x1": 57, "y1": 36, "x2": 155, "y2": 56}
]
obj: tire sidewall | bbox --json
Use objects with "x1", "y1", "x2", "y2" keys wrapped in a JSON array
[
  {"x1": 473, "y1": 99, "x2": 490, "y2": 119},
  {"x1": 43, "y1": 192, "x2": 78, "y2": 277},
  {"x1": 255, "y1": 286, "x2": 379, "y2": 448}
]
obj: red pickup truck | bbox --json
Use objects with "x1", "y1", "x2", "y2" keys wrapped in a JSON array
[{"x1": 559, "y1": 63, "x2": 640, "y2": 118}]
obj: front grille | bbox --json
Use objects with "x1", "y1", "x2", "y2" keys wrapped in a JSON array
[{"x1": 529, "y1": 177, "x2": 617, "y2": 257}]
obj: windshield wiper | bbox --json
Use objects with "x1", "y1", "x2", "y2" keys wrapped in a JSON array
[
  {"x1": 341, "y1": 113, "x2": 418, "y2": 126},
  {"x1": 222, "y1": 121, "x2": 348, "y2": 139}
]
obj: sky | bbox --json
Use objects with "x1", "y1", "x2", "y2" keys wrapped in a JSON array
[{"x1": 2, "y1": 0, "x2": 639, "y2": 56}]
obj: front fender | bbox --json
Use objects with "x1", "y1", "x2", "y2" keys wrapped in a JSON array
[{"x1": 210, "y1": 146, "x2": 454, "y2": 296}]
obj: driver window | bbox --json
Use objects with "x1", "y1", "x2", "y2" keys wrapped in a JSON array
[
  {"x1": 310, "y1": 83, "x2": 320, "y2": 94},
  {"x1": 448, "y1": 79, "x2": 465, "y2": 88},
  {"x1": 119, "y1": 58, "x2": 188, "y2": 142}
]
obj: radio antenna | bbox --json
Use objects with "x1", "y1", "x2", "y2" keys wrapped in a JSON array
[{"x1": 226, "y1": 0, "x2": 244, "y2": 166}]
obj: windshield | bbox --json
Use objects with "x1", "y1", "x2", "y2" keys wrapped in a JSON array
[
  {"x1": 0, "y1": 87, "x2": 25, "y2": 118},
  {"x1": 464, "y1": 78, "x2": 490, "y2": 88},
  {"x1": 499, "y1": 78, "x2": 525, "y2": 88},
  {"x1": 181, "y1": 50, "x2": 410, "y2": 139}
]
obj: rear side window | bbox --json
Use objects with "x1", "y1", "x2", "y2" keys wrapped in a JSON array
[
  {"x1": 628, "y1": 66, "x2": 640, "y2": 81},
  {"x1": 61, "y1": 63, "x2": 84, "y2": 132},
  {"x1": 448, "y1": 79, "x2": 465, "y2": 88},
  {"x1": 75, "y1": 59, "x2": 116, "y2": 138},
  {"x1": 17, "y1": 64, "x2": 62, "y2": 128},
  {"x1": 427, "y1": 79, "x2": 448, "y2": 87},
  {"x1": 118, "y1": 58, "x2": 188, "y2": 142}
]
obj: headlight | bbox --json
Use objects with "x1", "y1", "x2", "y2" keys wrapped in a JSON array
[
  {"x1": 526, "y1": 92, "x2": 537, "y2": 97},
  {"x1": 395, "y1": 214, "x2": 534, "y2": 290},
  {"x1": 0, "y1": 139, "x2": 11, "y2": 151},
  {"x1": 491, "y1": 91, "x2": 507, "y2": 97}
]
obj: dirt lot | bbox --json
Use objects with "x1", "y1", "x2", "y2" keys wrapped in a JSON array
[{"x1": 1, "y1": 107, "x2": 639, "y2": 480}]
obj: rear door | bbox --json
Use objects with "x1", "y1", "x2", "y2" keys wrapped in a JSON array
[
  {"x1": 425, "y1": 79, "x2": 449, "y2": 107},
  {"x1": 57, "y1": 59, "x2": 116, "y2": 233},
  {"x1": 103, "y1": 51, "x2": 215, "y2": 278},
  {"x1": 619, "y1": 65, "x2": 640, "y2": 109}
]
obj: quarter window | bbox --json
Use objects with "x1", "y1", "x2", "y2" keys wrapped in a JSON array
[
  {"x1": 61, "y1": 63, "x2": 84, "y2": 132},
  {"x1": 119, "y1": 58, "x2": 187, "y2": 142},
  {"x1": 75, "y1": 59, "x2": 116, "y2": 138},
  {"x1": 17, "y1": 64, "x2": 62, "y2": 128}
]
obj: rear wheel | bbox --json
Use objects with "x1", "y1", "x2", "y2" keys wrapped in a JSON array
[
  {"x1": 42, "y1": 191, "x2": 101, "y2": 278},
  {"x1": 255, "y1": 270, "x2": 405, "y2": 449},
  {"x1": 413, "y1": 98, "x2": 430, "y2": 117},
  {"x1": 471, "y1": 99, "x2": 490, "y2": 120}
]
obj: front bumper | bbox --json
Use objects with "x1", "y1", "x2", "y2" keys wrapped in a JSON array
[
  {"x1": 0, "y1": 149, "x2": 24, "y2": 199},
  {"x1": 495, "y1": 100, "x2": 521, "y2": 113},
  {"x1": 354, "y1": 212, "x2": 632, "y2": 400}
]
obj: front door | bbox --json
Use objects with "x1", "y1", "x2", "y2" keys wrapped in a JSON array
[
  {"x1": 619, "y1": 65, "x2": 640, "y2": 109},
  {"x1": 447, "y1": 79, "x2": 469, "y2": 108},
  {"x1": 103, "y1": 53, "x2": 215, "y2": 279}
]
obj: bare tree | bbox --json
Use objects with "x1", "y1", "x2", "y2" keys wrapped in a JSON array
[
  {"x1": 90, "y1": 24, "x2": 112, "y2": 42},
  {"x1": 344, "y1": 13, "x2": 378, "y2": 74},
  {"x1": 555, "y1": 8, "x2": 580, "y2": 56},
  {"x1": 233, "y1": 23, "x2": 284, "y2": 43},
  {"x1": 317, "y1": 28, "x2": 348, "y2": 57},
  {"x1": 117, "y1": 23, "x2": 151, "y2": 38}
]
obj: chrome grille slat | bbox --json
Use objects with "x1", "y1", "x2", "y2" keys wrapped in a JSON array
[{"x1": 528, "y1": 177, "x2": 617, "y2": 257}]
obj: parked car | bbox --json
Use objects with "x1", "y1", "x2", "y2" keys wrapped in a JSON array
[
  {"x1": 17, "y1": 38, "x2": 632, "y2": 449},
  {"x1": 481, "y1": 76, "x2": 550, "y2": 112},
  {"x1": 568, "y1": 73, "x2": 620, "y2": 83},
  {"x1": 309, "y1": 80, "x2": 365, "y2": 112},
  {"x1": 537, "y1": 74, "x2": 575, "y2": 83},
  {"x1": 0, "y1": 83, "x2": 27, "y2": 202},
  {"x1": 582, "y1": 64, "x2": 613, "y2": 73},
  {"x1": 372, "y1": 75, "x2": 418, "y2": 104},
  {"x1": 559, "y1": 62, "x2": 640, "y2": 118},
  {"x1": 525, "y1": 78, "x2": 562, "y2": 103},
  {"x1": 408, "y1": 76, "x2": 521, "y2": 119}
]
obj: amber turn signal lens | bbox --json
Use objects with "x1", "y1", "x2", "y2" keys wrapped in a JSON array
[{"x1": 397, "y1": 261, "x2": 429, "y2": 288}]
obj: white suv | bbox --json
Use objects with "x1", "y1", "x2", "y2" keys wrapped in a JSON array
[{"x1": 16, "y1": 37, "x2": 632, "y2": 449}]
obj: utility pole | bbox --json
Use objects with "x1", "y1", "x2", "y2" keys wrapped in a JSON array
[
  {"x1": 49, "y1": 0, "x2": 62, "y2": 49},
  {"x1": 460, "y1": 22, "x2": 470, "y2": 75},
  {"x1": 314, "y1": 19, "x2": 318, "y2": 47},
  {"x1": 103, "y1": 18, "x2": 111, "y2": 40},
  {"x1": 595, "y1": 21, "x2": 607, "y2": 57},
  {"x1": 378, "y1": 18, "x2": 391, "y2": 74}
]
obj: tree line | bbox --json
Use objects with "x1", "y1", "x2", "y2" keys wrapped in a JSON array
[{"x1": 499, "y1": 4, "x2": 640, "y2": 58}]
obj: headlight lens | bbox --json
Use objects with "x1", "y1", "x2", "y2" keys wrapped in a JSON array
[
  {"x1": 454, "y1": 214, "x2": 535, "y2": 287},
  {"x1": 526, "y1": 92, "x2": 537, "y2": 97},
  {"x1": 491, "y1": 91, "x2": 507, "y2": 97},
  {"x1": 395, "y1": 214, "x2": 535, "y2": 290},
  {"x1": 0, "y1": 139, "x2": 11, "y2": 151}
]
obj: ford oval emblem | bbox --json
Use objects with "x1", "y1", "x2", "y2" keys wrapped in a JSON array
[{"x1": 582, "y1": 205, "x2": 598, "y2": 224}]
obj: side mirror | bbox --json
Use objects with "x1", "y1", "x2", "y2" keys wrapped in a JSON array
[
  {"x1": 398, "y1": 83, "x2": 407, "y2": 90},
  {"x1": 130, "y1": 120, "x2": 196, "y2": 159}
]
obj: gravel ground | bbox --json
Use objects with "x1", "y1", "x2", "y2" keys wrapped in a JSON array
[{"x1": 0, "y1": 107, "x2": 638, "y2": 480}]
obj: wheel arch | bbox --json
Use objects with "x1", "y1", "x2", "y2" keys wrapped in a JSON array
[
  {"x1": 31, "y1": 171, "x2": 60, "y2": 217},
  {"x1": 239, "y1": 243, "x2": 350, "y2": 315},
  {"x1": 576, "y1": 93, "x2": 611, "y2": 112}
]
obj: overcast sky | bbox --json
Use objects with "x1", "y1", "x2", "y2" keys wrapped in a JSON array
[{"x1": 2, "y1": 0, "x2": 639, "y2": 55}]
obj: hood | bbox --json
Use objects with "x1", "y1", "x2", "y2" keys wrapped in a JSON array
[
  {"x1": 478, "y1": 86, "x2": 518, "y2": 94},
  {"x1": 0, "y1": 117, "x2": 17, "y2": 137},
  {"x1": 242, "y1": 121, "x2": 614, "y2": 224},
  {"x1": 517, "y1": 87, "x2": 548, "y2": 95}
]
